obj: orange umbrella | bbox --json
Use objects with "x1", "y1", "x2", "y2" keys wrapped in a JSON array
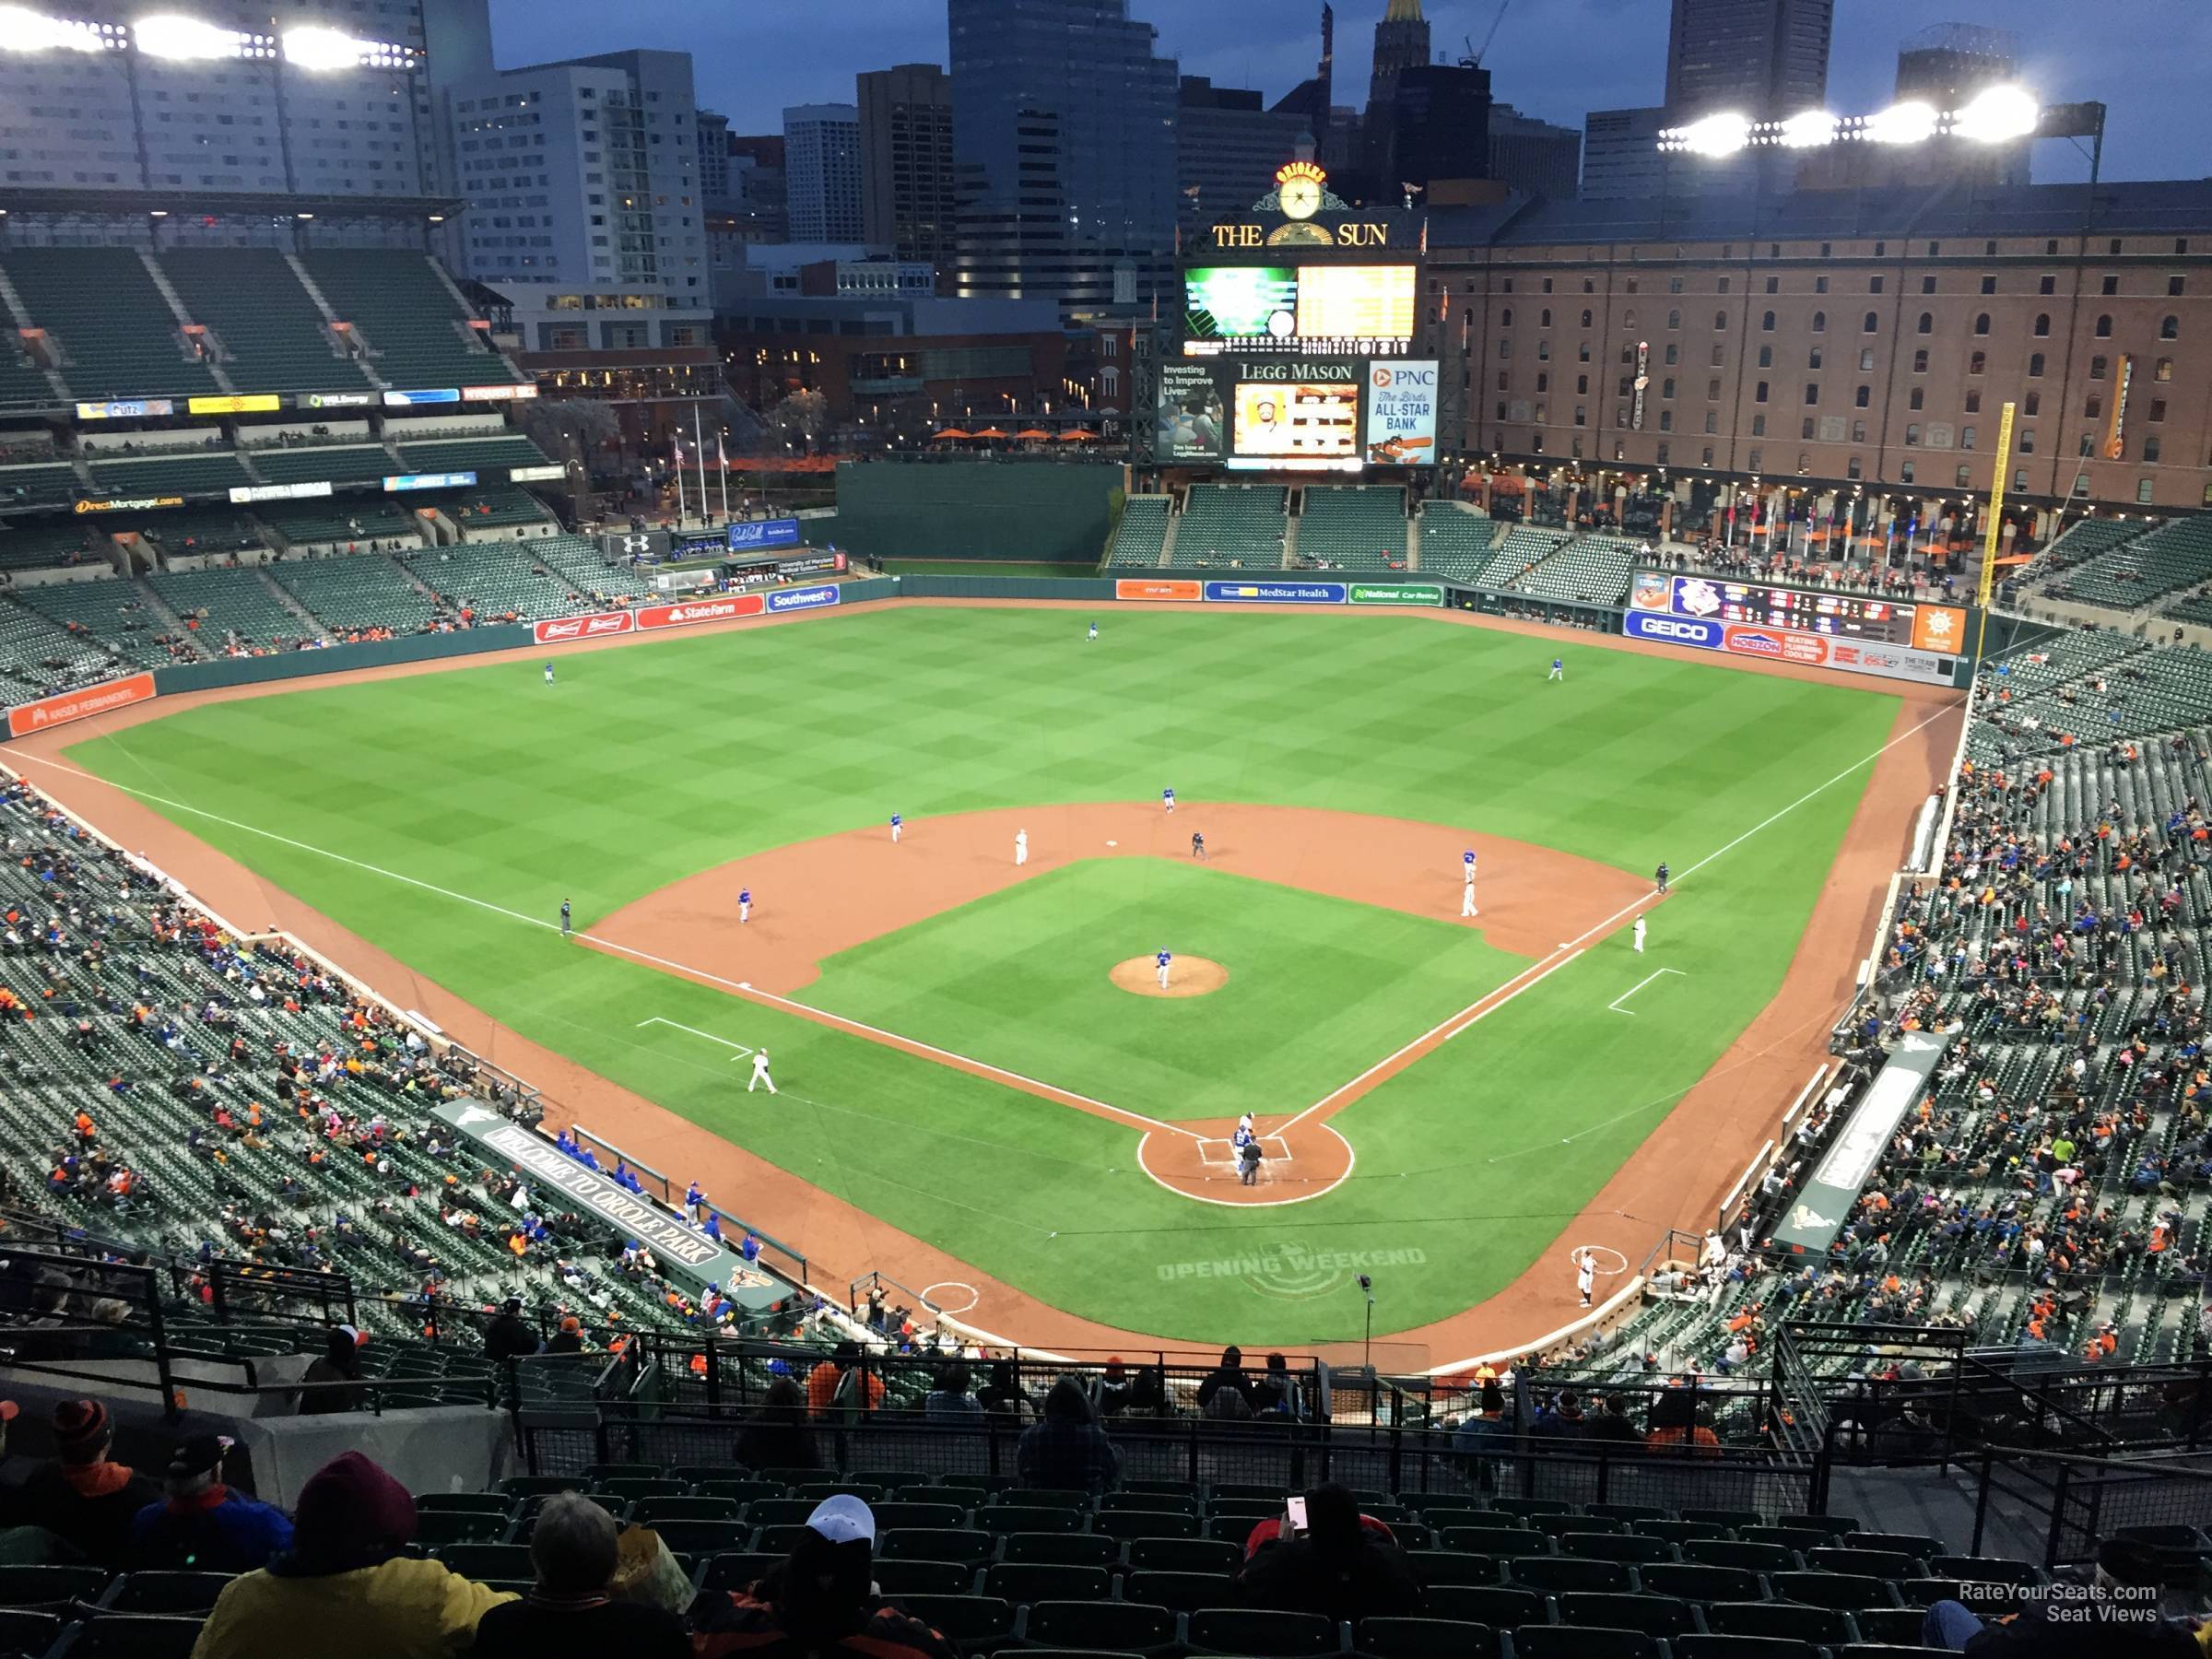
[
  {"x1": 931, "y1": 429, "x2": 972, "y2": 441},
  {"x1": 1013, "y1": 428, "x2": 1052, "y2": 441},
  {"x1": 1057, "y1": 428, "x2": 1098, "y2": 441},
  {"x1": 972, "y1": 426, "x2": 1010, "y2": 439}
]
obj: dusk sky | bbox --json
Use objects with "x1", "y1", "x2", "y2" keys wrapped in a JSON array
[{"x1": 486, "y1": 0, "x2": 2207, "y2": 184}]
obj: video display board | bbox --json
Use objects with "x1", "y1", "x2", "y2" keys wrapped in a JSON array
[
  {"x1": 1182, "y1": 264, "x2": 1416, "y2": 356},
  {"x1": 1183, "y1": 267, "x2": 1299, "y2": 342},
  {"x1": 1230, "y1": 380, "x2": 1359, "y2": 467},
  {"x1": 1630, "y1": 571, "x2": 1966, "y2": 654},
  {"x1": 1157, "y1": 362, "x2": 1229, "y2": 463}
]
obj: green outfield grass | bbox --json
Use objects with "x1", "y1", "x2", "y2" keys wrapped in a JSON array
[
  {"x1": 806, "y1": 859, "x2": 1527, "y2": 1121},
  {"x1": 63, "y1": 605, "x2": 1905, "y2": 1346}
]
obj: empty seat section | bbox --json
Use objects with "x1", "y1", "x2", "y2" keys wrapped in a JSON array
[
  {"x1": 1298, "y1": 486, "x2": 1408, "y2": 570},
  {"x1": 1, "y1": 248, "x2": 221, "y2": 400},
  {"x1": 146, "y1": 567, "x2": 307, "y2": 651},
  {"x1": 250, "y1": 446, "x2": 396, "y2": 487},
  {"x1": 299, "y1": 251, "x2": 518, "y2": 388},
  {"x1": 87, "y1": 453, "x2": 252, "y2": 496},
  {"x1": 157, "y1": 249, "x2": 376, "y2": 394},
  {"x1": 1176, "y1": 484, "x2": 1287, "y2": 568},
  {"x1": 1107, "y1": 495, "x2": 1171, "y2": 564},
  {"x1": 272, "y1": 552, "x2": 436, "y2": 633}
]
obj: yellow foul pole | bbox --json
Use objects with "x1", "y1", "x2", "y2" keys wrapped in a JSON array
[{"x1": 1973, "y1": 400, "x2": 2017, "y2": 665}]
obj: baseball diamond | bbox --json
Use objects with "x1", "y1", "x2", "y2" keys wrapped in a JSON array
[{"x1": 20, "y1": 599, "x2": 1955, "y2": 1349}]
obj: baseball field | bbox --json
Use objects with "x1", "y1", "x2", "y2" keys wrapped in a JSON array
[{"x1": 42, "y1": 602, "x2": 1937, "y2": 1350}]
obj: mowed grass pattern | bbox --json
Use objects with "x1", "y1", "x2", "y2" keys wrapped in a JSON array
[
  {"x1": 64, "y1": 606, "x2": 1903, "y2": 1344},
  {"x1": 806, "y1": 859, "x2": 1529, "y2": 1121}
]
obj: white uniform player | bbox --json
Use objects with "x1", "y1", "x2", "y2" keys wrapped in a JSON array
[
  {"x1": 1633, "y1": 914, "x2": 1647, "y2": 953},
  {"x1": 1461, "y1": 850, "x2": 1478, "y2": 917},
  {"x1": 747, "y1": 1050, "x2": 776, "y2": 1094},
  {"x1": 1576, "y1": 1249, "x2": 1596, "y2": 1308},
  {"x1": 1156, "y1": 947, "x2": 1172, "y2": 990},
  {"x1": 1015, "y1": 829, "x2": 1029, "y2": 866}
]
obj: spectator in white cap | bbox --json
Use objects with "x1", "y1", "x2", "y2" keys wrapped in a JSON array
[{"x1": 691, "y1": 1495, "x2": 958, "y2": 1659}]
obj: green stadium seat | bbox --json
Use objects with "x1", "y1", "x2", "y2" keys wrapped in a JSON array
[
  {"x1": 872, "y1": 1503, "x2": 970, "y2": 1533},
  {"x1": 1559, "y1": 1593, "x2": 1696, "y2": 1638},
  {"x1": 1512, "y1": 1624, "x2": 1663, "y2": 1659},
  {"x1": 1093, "y1": 1510, "x2": 1198, "y2": 1541},
  {"x1": 699, "y1": 1554, "x2": 782, "y2": 1594},
  {"x1": 1100, "y1": 1492, "x2": 1201, "y2": 1518},
  {"x1": 1675, "y1": 1638, "x2": 1822, "y2": 1659},
  {"x1": 631, "y1": 1496, "x2": 742, "y2": 1524},
  {"x1": 1119, "y1": 1570, "x2": 1232, "y2": 1613},
  {"x1": 895, "y1": 1594, "x2": 1016, "y2": 1647},
  {"x1": 1419, "y1": 1585, "x2": 1551, "y2": 1628},
  {"x1": 1122, "y1": 1537, "x2": 1240, "y2": 1576},
  {"x1": 1639, "y1": 1562, "x2": 1766, "y2": 1604},
  {"x1": 0, "y1": 1608, "x2": 62, "y2": 1658},
  {"x1": 1018, "y1": 1598, "x2": 1179, "y2": 1655},
  {"x1": 1770, "y1": 1571, "x2": 1897, "y2": 1611},
  {"x1": 1509, "y1": 1558, "x2": 1632, "y2": 1594},
  {"x1": 0, "y1": 1564, "x2": 109, "y2": 1609},
  {"x1": 64, "y1": 1614, "x2": 207, "y2": 1659},
  {"x1": 1707, "y1": 1600, "x2": 1860, "y2": 1645},
  {"x1": 982, "y1": 1561, "x2": 1112, "y2": 1603},
  {"x1": 998, "y1": 1532, "x2": 1119, "y2": 1566},
  {"x1": 1563, "y1": 1533, "x2": 1676, "y2": 1565},
  {"x1": 413, "y1": 1509, "x2": 512, "y2": 1547},
  {"x1": 100, "y1": 1571, "x2": 233, "y2": 1615},
  {"x1": 412, "y1": 1493, "x2": 515, "y2": 1517},
  {"x1": 882, "y1": 1529, "x2": 995, "y2": 1565},
  {"x1": 1184, "y1": 1606, "x2": 1339, "y2": 1656},
  {"x1": 981, "y1": 1505, "x2": 1083, "y2": 1535},
  {"x1": 1683, "y1": 1540, "x2": 1799, "y2": 1574},
  {"x1": 1406, "y1": 1551, "x2": 1495, "y2": 1588},
  {"x1": 872, "y1": 1559, "x2": 977, "y2": 1596},
  {"x1": 1355, "y1": 1616, "x2": 1503, "y2": 1659},
  {"x1": 433, "y1": 1544, "x2": 535, "y2": 1582}
]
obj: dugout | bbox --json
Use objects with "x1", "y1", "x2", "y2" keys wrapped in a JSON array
[{"x1": 832, "y1": 457, "x2": 1121, "y2": 564}]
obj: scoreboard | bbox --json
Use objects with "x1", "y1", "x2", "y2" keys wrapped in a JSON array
[{"x1": 1629, "y1": 571, "x2": 1968, "y2": 656}]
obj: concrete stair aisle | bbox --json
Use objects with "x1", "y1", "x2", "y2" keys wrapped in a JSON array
[
  {"x1": 1158, "y1": 507, "x2": 1182, "y2": 566},
  {"x1": 1406, "y1": 508, "x2": 1423, "y2": 571},
  {"x1": 284, "y1": 252, "x2": 384, "y2": 388},
  {"x1": 0, "y1": 260, "x2": 75, "y2": 406},
  {"x1": 1280, "y1": 515, "x2": 1300, "y2": 570},
  {"x1": 136, "y1": 251, "x2": 238, "y2": 395},
  {"x1": 129, "y1": 576, "x2": 192, "y2": 639},
  {"x1": 253, "y1": 565, "x2": 326, "y2": 635}
]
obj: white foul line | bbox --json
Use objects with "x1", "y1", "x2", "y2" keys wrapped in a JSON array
[
  {"x1": 4, "y1": 747, "x2": 1202, "y2": 1142},
  {"x1": 635, "y1": 1016, "x2": 754, "y2": 1057},
  {"x1": 1276, "y1": 695, "x2": 1959, "y2": 1131},
  {"x1": 1607, "y1": 967, "x2": 1684, "y2": 1015}
]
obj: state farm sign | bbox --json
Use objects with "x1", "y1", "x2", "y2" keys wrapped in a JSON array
[
  {"x1": 633, "y1": 593, "x2": 767, "y2": 631},
  {"x1": 533, "y1": 610, "x2": 634, "y2": 645}
]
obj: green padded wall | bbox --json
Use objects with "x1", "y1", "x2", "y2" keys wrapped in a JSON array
[{"x1": 831, "y1": 459, "x2": 1118, "y2": 564}]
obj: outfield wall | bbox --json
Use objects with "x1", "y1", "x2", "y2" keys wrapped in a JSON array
[{"x1": 833, "y1": 459, "x2": 1120, "y2": 563}]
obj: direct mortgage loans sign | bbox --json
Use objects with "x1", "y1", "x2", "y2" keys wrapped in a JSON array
[{"x1": 1363, "y1": 359, "x2": 1438, "y2": 465}]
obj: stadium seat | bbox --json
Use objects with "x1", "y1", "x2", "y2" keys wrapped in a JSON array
[
  {"x1": 1675, "y1": 1638, "x2": 1821, "y2": 1659},
  {"x1": 1508, "y1": 1557, "x2": 1632, "y2": 1594},
  {"x1": 1681, "y1": 1510, "x2": 1767, "y2": 1531},
  {"x1": 1560, "y1": 1593, "x2": 1697, "y2": 1637},
  {"x1": 895, "y1": 1594, "x2": 1017, "y2": 1647},
  {"x1": 982, "y1": 1562, "x2": 1112, "y2": 1603},
  {"x1": 63, "y1": 1614, "x2": 207, "y2": 1659},
  {"x1": 1122, "y1": 1536, "x2": 1240, "y2": 1576},
  {"x1": 0, "y1": 1564, "x2": 109, "y2": 1609},
  {"x1": 0, "y1": 1609, "x2": 62, "y2": 1658},
  {"x1": 1407, "y1": 1550, "x2": 1496, "y2": 1588},
  {"x1": 999, "y1": 1532, "x2": 1120, "y2": 1566},
  {"x1": 1019, "y1": 1598, "x2": 1180, "y2": 1655},
  {"x1": 703, "y1": 1479, "x2": 791, "y2": 1506},
  {"x1": 1683, "y1": 1540, "x2": 1800, "y2": 1574},
  {"x1": 1184, "y1": 1606, "x2": 1340, "y2": 1656},
  {"x1": 1640, "y1": 1563, "x2": 1767, "y2": 1604},
  {"x1": 632, "y1": 1496, "x2": 743, "y2": 1524},
  {"x1": 1810, "y1": 1546, "x2": 1922, "y2": 1580},
  {"x1": 1119, "y1": 1570, "x2": 1233, "y2": 1614},
  {"x1": 100, "y1": 1572, "x2": 234, "y2": 1615},
  {"x1": 1770, "y1": 1571, "x2": 1897, "y2": 1611},
  {"x1": 1100, "y1": 1491, "x2": 1201, "y2": 1518},
  {"x1": 431, "y1": 1544, "x2": 535, "y2": 1582},
  {"x1": 699, "y1": 1554, "x2": 782, "y2": 1594},
  {"x1": 873, "y1": 1559, "x2": 978, "y2": 1597},
  {"x1": 1355, "y1": 1616, "x2": 1503, "y2": 1658},
  {"x1": 1512, "y1": 1624, "x2": 1664, "y2": 1659},
  {"x1": 1419, "y1": 1584, "x2": 1552, "y2": 1628},
  {"x1": 982, "y1": 1505, "x2": 1084, "y2": 1535},
  {"x1": 1927, "y1": 1556, "x2": 2043, "y2": 1587},
  {"x1": 413, "y1": 1509, "x2": 512, "y2": 1547},
  {"x1": 1093, "y1": 1510, "x2": 1199, "y2": 1541},
  {"x1": 1563, "y1": 1533, "x2": 1676, "y2": 1565},
  {"x1": 647, "y1": 1519, "x2": 749, "y2": 1556},
  {"x1": 883, "y1": 1529, "x2": 996, "y2": 1565},
  {"x1": 1707, "y1": 1601, "x2": 1860, "y2": 1645},
  {"x1": 1777, "y1": 1514, "x2": 1858, "y2": 1537},
  {"x1": 415, "y1": 1492, "x2": 515, "y2": 1516}
]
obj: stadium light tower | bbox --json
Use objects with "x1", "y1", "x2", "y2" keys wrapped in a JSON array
[{"x1": 1660, "y1": 89, "x2": 2108, "y2": 182}]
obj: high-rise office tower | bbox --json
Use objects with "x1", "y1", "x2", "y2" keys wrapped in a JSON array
[
  {"x1": 783, "y1": 104, "x2": 865, "y2": 243},
  {"x1": 948, "y1": 0, "x2": 1176, "y2": 317},
  {"x1": 858, "y1": 65, "x2": 959, "y2": 265},
  {"x1": 1664, "y1": 0, "x2": 1833, "y2": 119}
]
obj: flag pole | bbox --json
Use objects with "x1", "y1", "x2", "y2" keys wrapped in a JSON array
[
  {"x1": 672, "y1": 434, "x2": 687, "y2": 525},
  {"x1": 1973, "y1": 401, "x2": 2018, "y2": 666}
]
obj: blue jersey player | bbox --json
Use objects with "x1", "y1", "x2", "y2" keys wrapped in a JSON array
[
  {"x1": 890, "y1": 812, "x2": 902, "y2": 844},
  {"x1": 1162, "y1": 786, "x2": 1176, "y2": 814},
  {"x1": 544, "y1": 660, "x2": 555, "y2": 685},
  {"x1": 739, "y1": 887, "x2": 753, "y2": 924},
  {"x1": 1088, "y1": 621, "x2": 1098, "y2": 642},
  {"x1": 1155, "y1": 947, "x2": 1172, "y2": 990},
  {"x1": 1547, "y1": 656, "x2": 1564, "y2": 682}
]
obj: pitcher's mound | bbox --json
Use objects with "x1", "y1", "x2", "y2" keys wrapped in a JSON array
[{"x1": 1111, "y1": 956, "x2": 1229, "y2": 997}]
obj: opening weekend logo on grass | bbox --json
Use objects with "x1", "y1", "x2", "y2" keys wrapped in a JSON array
[{"x1": 1159, "y1": 1241, "x2": 1430, "y2": 1300}]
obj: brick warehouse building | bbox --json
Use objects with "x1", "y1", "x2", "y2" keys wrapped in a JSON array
[{"x1": 1418, "y1": 179, "x2": 2212, "y2": 524}]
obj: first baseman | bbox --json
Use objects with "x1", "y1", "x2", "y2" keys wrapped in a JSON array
[
  {"x1": 890, "y1": 812, "x2": 902, "y2": 844},
  {"x1": 1015, "y1": 828, "x2": 1029, "y2": 866},
  {"x1": 738, "y1": 887, "x2": 752, "y2": 924},
  {"x1": 747, "y1": 1049, "x2": 776, "y2": 1093},
  {"x1": 1156, "y1": 947, "x2": 1172, "y2": 990}
]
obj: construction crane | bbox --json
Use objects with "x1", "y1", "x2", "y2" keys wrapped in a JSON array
[{"x1": 1461, "y1": 0, "x2": 1510, "y2": 67}]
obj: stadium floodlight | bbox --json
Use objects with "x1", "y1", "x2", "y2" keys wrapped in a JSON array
[
  {"x1": 133, "y1": 13, "x2": 241, "y2": 59},
  {"x1": 1677, "y1": 112, "x2": 1751, "y2": 157},
  {"x1": 1951, "y1": 84, "x2": 2038, "y2": 143},
  {"x1": 283, "y1": 25, "x2": 363, "y2": 70},
  {"x1": 0, "y1": 6, "x2": 107, "y2": 51},
  {"x1": 1864, "y1": 100, "x2": 1939, "y2": 145},
  {"x1": 1777, "y1": 110, "x2": 1839, "y2": 149}
]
